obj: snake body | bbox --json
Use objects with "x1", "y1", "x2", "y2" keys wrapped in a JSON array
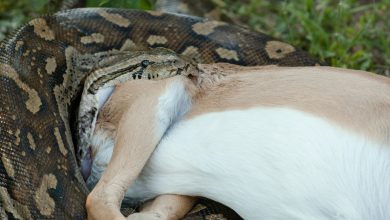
[{"x1": 0, "y1": 8, "x2": 322, "y2": 219}]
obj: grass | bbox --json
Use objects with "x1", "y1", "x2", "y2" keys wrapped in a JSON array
[
  {"x1": 218, "y1": 0, "x2": 390, "y2": 75},
  {"x1": 0, "y1": 0, "x2": 389, "y2": 75}
]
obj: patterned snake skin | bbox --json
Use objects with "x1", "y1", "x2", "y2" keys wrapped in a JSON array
[{"x1": 0, "y1": 7, "x2": 324, "y2": 219}]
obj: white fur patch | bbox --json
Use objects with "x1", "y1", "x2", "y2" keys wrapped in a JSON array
[
  {"x1": 96, "y1": 86, "x2": 115, "y2": 110},
  {"x1": 121, "y1": 107, "x2": 390, "y2": 220},
  {"x1": 86, "y1": 129, "x2": 114, "y2": 189},
  {"x1": 156, "y1": 77, "x2": 192, "y2": 136}
]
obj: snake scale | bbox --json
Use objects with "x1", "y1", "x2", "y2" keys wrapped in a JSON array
[{"x1": 0, "y1": 7, "x2": 323, "y2": 219}]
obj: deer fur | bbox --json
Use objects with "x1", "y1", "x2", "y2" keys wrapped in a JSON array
[{"x1": 86, "y1": 65, "x2": 390, "y2": 220}]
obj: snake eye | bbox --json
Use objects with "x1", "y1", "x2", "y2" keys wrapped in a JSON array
[{"x1": 141, "y1": 60, "x2": 150, "y2": 68}]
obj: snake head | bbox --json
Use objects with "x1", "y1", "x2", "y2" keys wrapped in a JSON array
[{"x1": 139, "y1": 47, "x2": 199, "y2": 79}]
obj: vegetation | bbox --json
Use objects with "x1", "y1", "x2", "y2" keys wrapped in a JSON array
[
  {"x1": 0, "y1": 0, "x2": 388, "y2": 75},
  {"x1": 219, "y1": 0, "x2": 390, "y2": 75}
]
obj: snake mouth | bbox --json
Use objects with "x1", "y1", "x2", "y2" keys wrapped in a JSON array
[{"x1": 80, "y1": 146, "x2": 93, "y2": 181}]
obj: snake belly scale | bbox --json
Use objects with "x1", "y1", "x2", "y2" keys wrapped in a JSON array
[{"x1": 0, "y1": 8, "x2": 323, "y2": 219}]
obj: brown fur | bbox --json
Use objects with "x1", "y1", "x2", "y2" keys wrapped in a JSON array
[{"x1": 189, "y1": 66, "x2": 390, "y2": 144}]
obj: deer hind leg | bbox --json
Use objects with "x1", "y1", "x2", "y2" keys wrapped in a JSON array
[{"x1": 86, "y1": 76, "x2": 197, "y2": 220}]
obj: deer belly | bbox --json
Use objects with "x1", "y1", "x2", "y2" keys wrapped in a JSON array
[{"x1": 126, "y1": 107, "x2": 390, "y2": 220}]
